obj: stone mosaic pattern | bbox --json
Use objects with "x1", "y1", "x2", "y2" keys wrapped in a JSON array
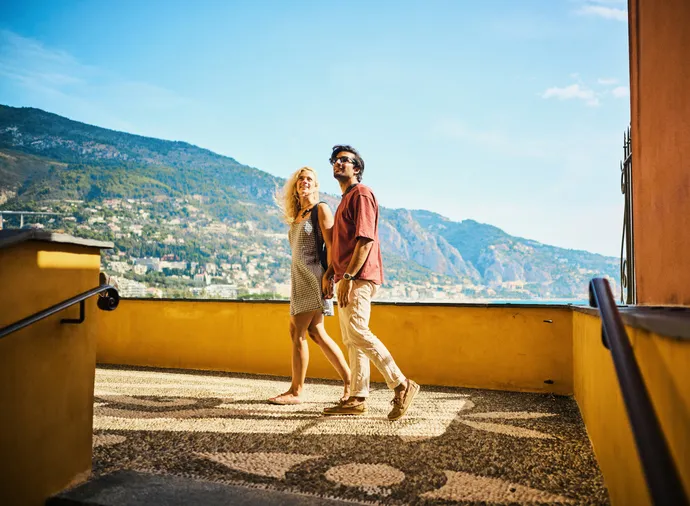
[{"x1": 93, "y1": 366, "x2": 610, "y2": 505}]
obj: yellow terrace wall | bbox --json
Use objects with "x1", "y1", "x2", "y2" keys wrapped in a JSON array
[
  {"x1": 96, "y1": 300, "x2": 573, "y2": 395},
  {"x1": 0, "y1": 241, "x2": 102, "y2": 506},
  {"x1": 573, "y1": 310, "x2": 690, "y2": 506}
]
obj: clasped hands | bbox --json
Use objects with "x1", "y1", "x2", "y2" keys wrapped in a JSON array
[{"x1": 322, "y1": 273, "x2": 353, "y2": 308}]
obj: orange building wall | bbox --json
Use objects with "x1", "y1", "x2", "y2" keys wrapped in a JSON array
[{"x1": 629, "y1": 0, "x2": 690, "y2": 305}]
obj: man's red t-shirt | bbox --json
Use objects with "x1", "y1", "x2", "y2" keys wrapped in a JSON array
[{"x1": 332, "y1": 184, "x2": 384, "y2": 285}]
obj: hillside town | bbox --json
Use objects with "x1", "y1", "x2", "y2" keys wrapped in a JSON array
[{"x1": 2, "y1": 195, "x2": 513, "y2": 302}]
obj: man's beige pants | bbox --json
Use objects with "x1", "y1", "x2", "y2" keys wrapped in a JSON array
[{"x1": 337, "y1": 279, "x2": 406, "y2": 397}]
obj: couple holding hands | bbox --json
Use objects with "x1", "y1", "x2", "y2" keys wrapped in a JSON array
[{"x1": 268, "y1": 144, "x2": 419, "y2": 421}]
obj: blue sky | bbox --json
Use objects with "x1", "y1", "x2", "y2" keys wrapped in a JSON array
[{"x1": 0, "y1": 0, "x2": 630, "y2": 256}]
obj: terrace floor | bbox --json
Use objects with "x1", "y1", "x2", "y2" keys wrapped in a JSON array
[{"x1": 91, "y1": 365, "x2": 609, "y2": 505}]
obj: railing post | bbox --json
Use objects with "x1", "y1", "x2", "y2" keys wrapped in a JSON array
[{"x1": 620, "y1": 127, "x2": 636, "y2": 304}]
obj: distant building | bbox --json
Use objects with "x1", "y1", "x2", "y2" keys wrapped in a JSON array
[
  {"x1": 204, "y1": 284, "x2": 238, "y2": 299},
  {"x1": 193, "y1": 273, "x2": 207, "y2": 286},
  {"x1": 109, "y1": 262, "x2": 131, "y2": 274},
  {"x1": 134, "y1": 257, "x2": 161, "y2": 272},
  {"x1": 133, "y1": 264, "x2": 148, "y2": 275},
  {"x1": 160, "y1": 261, "x2": 187, "y2": 270},
  {"x1": 110, "y1": 277, "x2": 148, "y2": 298},
  {"x1": 207, "y1": 222, "x2": 228, "y2": 234},
  {"x1": 145, "y1": 287, "x2": 164, "y2": 298}
]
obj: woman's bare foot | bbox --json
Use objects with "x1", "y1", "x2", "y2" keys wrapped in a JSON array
[{"x1": 268, "y1": 391, "x2": 303, "y2": 405}]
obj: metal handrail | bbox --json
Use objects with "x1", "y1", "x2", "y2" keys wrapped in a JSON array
[
  {"x1": 589, "y1": 278, "x2": 688, "y2": 506},
  {"x1": 0, "y1": 284, "x2": 119, "y2": 340}
]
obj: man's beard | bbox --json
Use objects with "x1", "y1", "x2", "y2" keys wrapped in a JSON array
[{"x1": 333, "y1": 172, "x2": 352, "y2": 182}]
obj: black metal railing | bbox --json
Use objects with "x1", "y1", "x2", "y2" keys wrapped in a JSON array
[
  {"x1": 589, "y1": 278, "x2": 688, "y2": 506},
  {"x1": 620, "y1": 127, "x2": 636, "y2": 304},
  {"x1": 0, "y1": 284, "x2": 119, "y2": 340}
]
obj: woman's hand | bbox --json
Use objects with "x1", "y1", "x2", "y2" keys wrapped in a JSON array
[{"x1": 322, "y1": 272, "x2": 334, "y2": 298}]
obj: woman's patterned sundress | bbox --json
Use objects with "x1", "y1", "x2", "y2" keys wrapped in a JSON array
[{"x1": 288, "y1": 217, "x2": 334, "y2": 316}]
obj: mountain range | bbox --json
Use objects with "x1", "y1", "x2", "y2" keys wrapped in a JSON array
[{"x1": 0, "y1": 104, "x2": 618, "y2": 299}]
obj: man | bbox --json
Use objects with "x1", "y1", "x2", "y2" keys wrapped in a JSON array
[{"x1": 322, "y1": 144, "x2": 420, "y2": 421}]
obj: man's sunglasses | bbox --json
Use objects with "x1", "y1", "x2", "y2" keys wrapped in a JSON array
[{"x1": 331, "y1": 156, "x2": 357, "y2": 166}]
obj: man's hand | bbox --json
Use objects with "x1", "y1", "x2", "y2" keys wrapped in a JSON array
[
  {"x1": 337, "y1": 279, "x2": 353, "y2": 308},
  {"x1": 322, "y1": 272, "x2": 334, "y2": 298}
]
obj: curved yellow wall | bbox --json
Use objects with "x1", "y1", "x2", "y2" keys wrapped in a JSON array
[
  {"x1": 0, "y1": 242, "x2": 102, "y2": 506},
  {"x1": 96, "y1": 300, "x2": 573, "y2": 395},
  {"x1": 573, "y1": 311, "x2": 690, "y2": 505}
]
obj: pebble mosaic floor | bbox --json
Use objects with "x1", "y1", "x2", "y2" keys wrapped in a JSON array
[{"x1": 92, "y1": 366, "x2": 610, "y2": 505}]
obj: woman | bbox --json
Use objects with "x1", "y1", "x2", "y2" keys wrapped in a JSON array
[{"x1": 268, "y1": 167, "x2": 351, "y2": 405}]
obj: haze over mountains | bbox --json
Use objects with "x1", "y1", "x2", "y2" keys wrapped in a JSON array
[{"x1": 0, "y1": 105, "x2": 618, "y2": 300}]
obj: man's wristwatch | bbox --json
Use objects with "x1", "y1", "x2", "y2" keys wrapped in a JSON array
[{"x1": 343, "y1": 272, "x2": 355, "y2": 281}]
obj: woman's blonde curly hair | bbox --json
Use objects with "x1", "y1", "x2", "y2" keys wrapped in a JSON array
[{"x1": 275, "y1": 166, "x2": 320, "y2": 224}]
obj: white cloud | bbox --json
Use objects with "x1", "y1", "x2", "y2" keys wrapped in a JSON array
[
  {"x1": 0, "y1": 30, "x2": 98, "y2": 87},
  {"x1": 576, "y1": 4, "x2": 627, "y2": 22},
  {"x1": 597, "y1": 77, "x2": 618, "y2": 85},
  {"x1": 612, "y1": 86, "x2": 629, "y2": 98},
  {"x1": 541, "y1": 84, "x2": 600, "y2": 107},
  {"x1": 0, "y1": 30, "x2": 192, "y2": 115}
]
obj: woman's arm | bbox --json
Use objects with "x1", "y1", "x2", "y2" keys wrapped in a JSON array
[{"x1": 318, "y1": 203, "x2": 335, "y2": 297}]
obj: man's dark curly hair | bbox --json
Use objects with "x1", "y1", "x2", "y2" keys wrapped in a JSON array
[{"x1": 330, "y1": 144, "x2": 365, "y2": 182}]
